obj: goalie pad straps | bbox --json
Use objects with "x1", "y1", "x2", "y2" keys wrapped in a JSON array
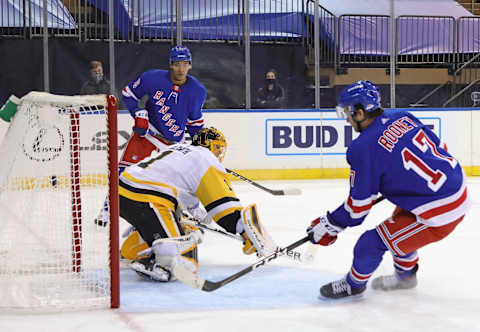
[
  {"x1": 239, "y1": 203, "x2": 277, "y2": 257},
  {"x1": 149, "y1": 234, "x2": 200, "y2": 274}
]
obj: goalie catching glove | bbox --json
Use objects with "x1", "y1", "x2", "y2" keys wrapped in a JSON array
[
  {"x1": 236, "y1": 203, "x2": 277, "y2": 257},
  {"x1": 307, "y1": 212, "x2": 344, "y2": 246},
  {"x1": 183, "y1": 203, "x2": 212, "y2": 225}
]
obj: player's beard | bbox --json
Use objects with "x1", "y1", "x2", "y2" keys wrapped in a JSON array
[{"x1": 347, "y1": 117, "x2": 362, "y2": 133}]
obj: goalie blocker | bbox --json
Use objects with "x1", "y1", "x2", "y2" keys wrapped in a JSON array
[{"x1": 237, "y1": 203, "x2": 277, "y2": 257}]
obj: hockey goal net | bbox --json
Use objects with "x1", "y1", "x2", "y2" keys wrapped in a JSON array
[{"x1": 0, "y1": 92, "x2": 119, "y2": 310}]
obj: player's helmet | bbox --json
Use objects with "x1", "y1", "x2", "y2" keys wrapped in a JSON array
[
  {"x1": 192, "y1": 127, "x2": 227, "y2": 162},
  {"x1": 169, "y1": 46, "x2": 192, "y2": 64},
  {"x1": 336, "y1": 80, "x2": 381, "y2": 118}
]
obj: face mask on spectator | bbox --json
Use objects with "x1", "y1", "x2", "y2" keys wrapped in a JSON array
[
  {"x1": 94, "y1": 73, "x2": 103, "y2": 83},
  {"x1": 265, "y1": 78, "x2": 275, "y2": 85}
]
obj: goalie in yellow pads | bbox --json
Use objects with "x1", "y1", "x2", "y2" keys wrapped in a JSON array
[{"x1": 119, "y1": 127, "x2": 275, "y2": 282}]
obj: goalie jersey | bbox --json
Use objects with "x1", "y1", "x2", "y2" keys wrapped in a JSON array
[
  {"x1": 331, "y1": 109, "x2": 469, "y2": 228},
  {"x1": 119, "y1": 144, "x2": 242, "y2": 229},
  {"x1": 122, "y1": 69, "x2": 207, "y2": 142}
]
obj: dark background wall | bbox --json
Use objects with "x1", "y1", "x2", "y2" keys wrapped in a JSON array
[
  {"x1": 0, "y1": 39, "x2": 310, "y2": 108},
  {"x1": 0, "y1": 39, "x2": 453, "y2": 109}
]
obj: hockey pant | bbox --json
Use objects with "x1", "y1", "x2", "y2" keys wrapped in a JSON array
[
  {"x1": 94, "y1": 132, "x2": 172, "y2": 224},
  {"x1": 346, "y1": 206, "x2": 464, "y2": 288},
  {"x1": 119, "y1": 131, "x2": 173, "y2": 170},
  {"x1": 119, "y1": 195, "x2": 198, "y2": 268}
]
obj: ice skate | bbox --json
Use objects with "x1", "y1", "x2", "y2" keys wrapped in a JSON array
[
  {"x1": 320, "y1": 277, "x2": 366, "y2": 299},
  {"x1": 130, "y1": 257, "x2": 173, "y2": 282},
  {"x1": 371, "y1": 264, "x2": 418, "y2": 291}
]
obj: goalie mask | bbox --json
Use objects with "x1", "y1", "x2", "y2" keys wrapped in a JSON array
[{"x1": 192, "y1": 127, "x2": 227, "y2": 162}]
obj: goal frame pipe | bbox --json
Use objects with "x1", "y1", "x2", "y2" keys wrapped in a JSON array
[
  {"x1": 70, "y1": 111, "x2": 82, "y2": 274},
  {"x1": 107, "y1": 95, "x2": 120, "y2": 308}
]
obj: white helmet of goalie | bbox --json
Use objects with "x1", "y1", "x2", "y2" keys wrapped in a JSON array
[{"x1": 192, "y1": 127, "x2": 227, "y2": 162}]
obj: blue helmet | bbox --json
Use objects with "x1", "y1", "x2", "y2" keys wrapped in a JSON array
[
  {"x1": 169, "y1": 46, "x2": 192, "y2": 64},
  {"x1": 336, "y1": 80, "x2": 381, "y2": 118}
]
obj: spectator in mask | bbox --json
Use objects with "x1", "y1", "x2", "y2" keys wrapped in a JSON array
[
  {"x1": 80, "y1": 60, "x2": 111, "y2": 95},
  {"x1": 256, "y1": 69, "x2": 285, "y2": 108}
]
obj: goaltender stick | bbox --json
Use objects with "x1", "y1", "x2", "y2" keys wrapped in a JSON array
[{"x1": 119, "y1": 127, "x2": 276, "y2": 282}]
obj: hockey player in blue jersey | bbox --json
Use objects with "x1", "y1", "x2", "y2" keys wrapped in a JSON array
[
  {"x1": 120, "y1": 45, "x2": 207, "y2": 169},
  {"x1": 307, "y1": 80, "x2": 470, "y2": 299},
  {"x1": 95, "y1": 46, "x2": 207, "y2": 226}
]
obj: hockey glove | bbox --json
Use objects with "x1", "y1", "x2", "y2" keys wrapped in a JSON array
[
  {"x1": 187, "y1": 204, "x2": 212, "y2": 225},
  {"x1": 236, "y1": 203, "x2": 277, "y2": 256},
  {"x1": 307, "y1": 212, "x2": 344, "y2": 246},
  {"x1": 182, "y1": 221, "x2": 204, "y2": 245},
  {"x1": 240, "y1": 232, "x2": 257, "y2": 255},
  {"x1": 133, "y1": 109, "x2": 149, "y2": 137}
]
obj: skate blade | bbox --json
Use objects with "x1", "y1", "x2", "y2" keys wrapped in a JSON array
[{"x1": 317, "y1": 292, "x2": 365, "y2": 304}]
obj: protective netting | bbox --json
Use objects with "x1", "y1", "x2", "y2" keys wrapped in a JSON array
[{"x1": 0, "y1": 92, "x2": 117, "y2": 311}]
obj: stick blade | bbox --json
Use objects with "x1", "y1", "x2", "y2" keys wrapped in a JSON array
[
  {"x1": 173, "y1": 263, "x2": 223, "y2": 292},
  {"x1": 301, "y1": 243, "x2": 319, "y2": 264},
  {"x1": 201, "y1": 280, "x2": 222, "y2": 292},
  {"x1": 281, "y1": 188, "x2": 302, "y2": 195},
  {"x1": 172, "y1": 263, "x2": 206, "y2": 290}
]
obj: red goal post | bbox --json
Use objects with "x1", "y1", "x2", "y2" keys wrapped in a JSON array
[{"x1": 0, "y1": 92, "x2": 119, "y2": 310}]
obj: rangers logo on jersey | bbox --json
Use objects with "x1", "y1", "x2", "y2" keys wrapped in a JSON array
[{"x1": 153, "y1": 91, "x2": 164, "y2": 100}]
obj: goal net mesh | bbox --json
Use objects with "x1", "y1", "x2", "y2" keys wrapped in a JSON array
[{"x1": 0, "y1": 92, "x2": 118, "y2": 311}]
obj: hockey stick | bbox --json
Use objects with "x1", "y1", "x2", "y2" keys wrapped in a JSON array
[
  {"x1": 175, "y1": 196, "x2": 388, "y2": 292},
  {"x1": 226, "y1": 168, "x2": 302, "y2": 196},
  {"x1": 374, "y1": 196, "x2": 386, "y2": 205},
  {"x1": 181, "y1": 215, "x2": 310, "y2": 263},
  {"x1": 302, "y1": 195, "x2": 387, "y2": 262},
  {"x1": 173, "y1": 235, "x2": 310, "y2": 292},
  {"x1": 182, "y1": 218, "x2": 243, "y2": 241}
]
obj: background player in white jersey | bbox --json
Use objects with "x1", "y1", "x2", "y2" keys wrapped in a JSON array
[
  {"x1": 118, "y1": 127, "x2": 271, "y2": 282},
  {"x1": 95, "y1": 45, "x2": 207, "y2": 225},
  {"x1": 307, "y1": 80, "x2": 470, "y2": 299}
]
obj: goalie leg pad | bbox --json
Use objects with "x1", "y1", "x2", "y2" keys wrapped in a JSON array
[
  {"x1": 239, "y1": 203, "x2": 277, "y2": 257},
  {"x1": 131, "y1": 234, "x2": 200, "y2": 282},
  {"x1": 121, "y1": 230, "x2": 149, "y2": 260},
  {"x1": 153, "y1": 234, "x2": 200, "y2": 276}
]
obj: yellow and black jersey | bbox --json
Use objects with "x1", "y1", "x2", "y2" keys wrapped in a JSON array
[{"x1": 119, "y1": 144, "x2": 242, "y2": 230}]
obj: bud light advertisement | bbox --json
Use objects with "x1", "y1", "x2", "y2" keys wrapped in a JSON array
[{"x1": 265, "y1": 117, "x2": 440, "y2": 156}]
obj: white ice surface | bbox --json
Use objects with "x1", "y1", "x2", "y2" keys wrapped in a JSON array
[{"x1": 1, "y1": 178, "x2": 480, "y2": 332}]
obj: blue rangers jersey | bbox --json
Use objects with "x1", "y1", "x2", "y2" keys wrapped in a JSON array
[
  {"x1": 331, "y1": 109, "x2": 469, "y2": 228},
  {"x1": 122, "y1": 69, "x2": 206, "y2": 142}
]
